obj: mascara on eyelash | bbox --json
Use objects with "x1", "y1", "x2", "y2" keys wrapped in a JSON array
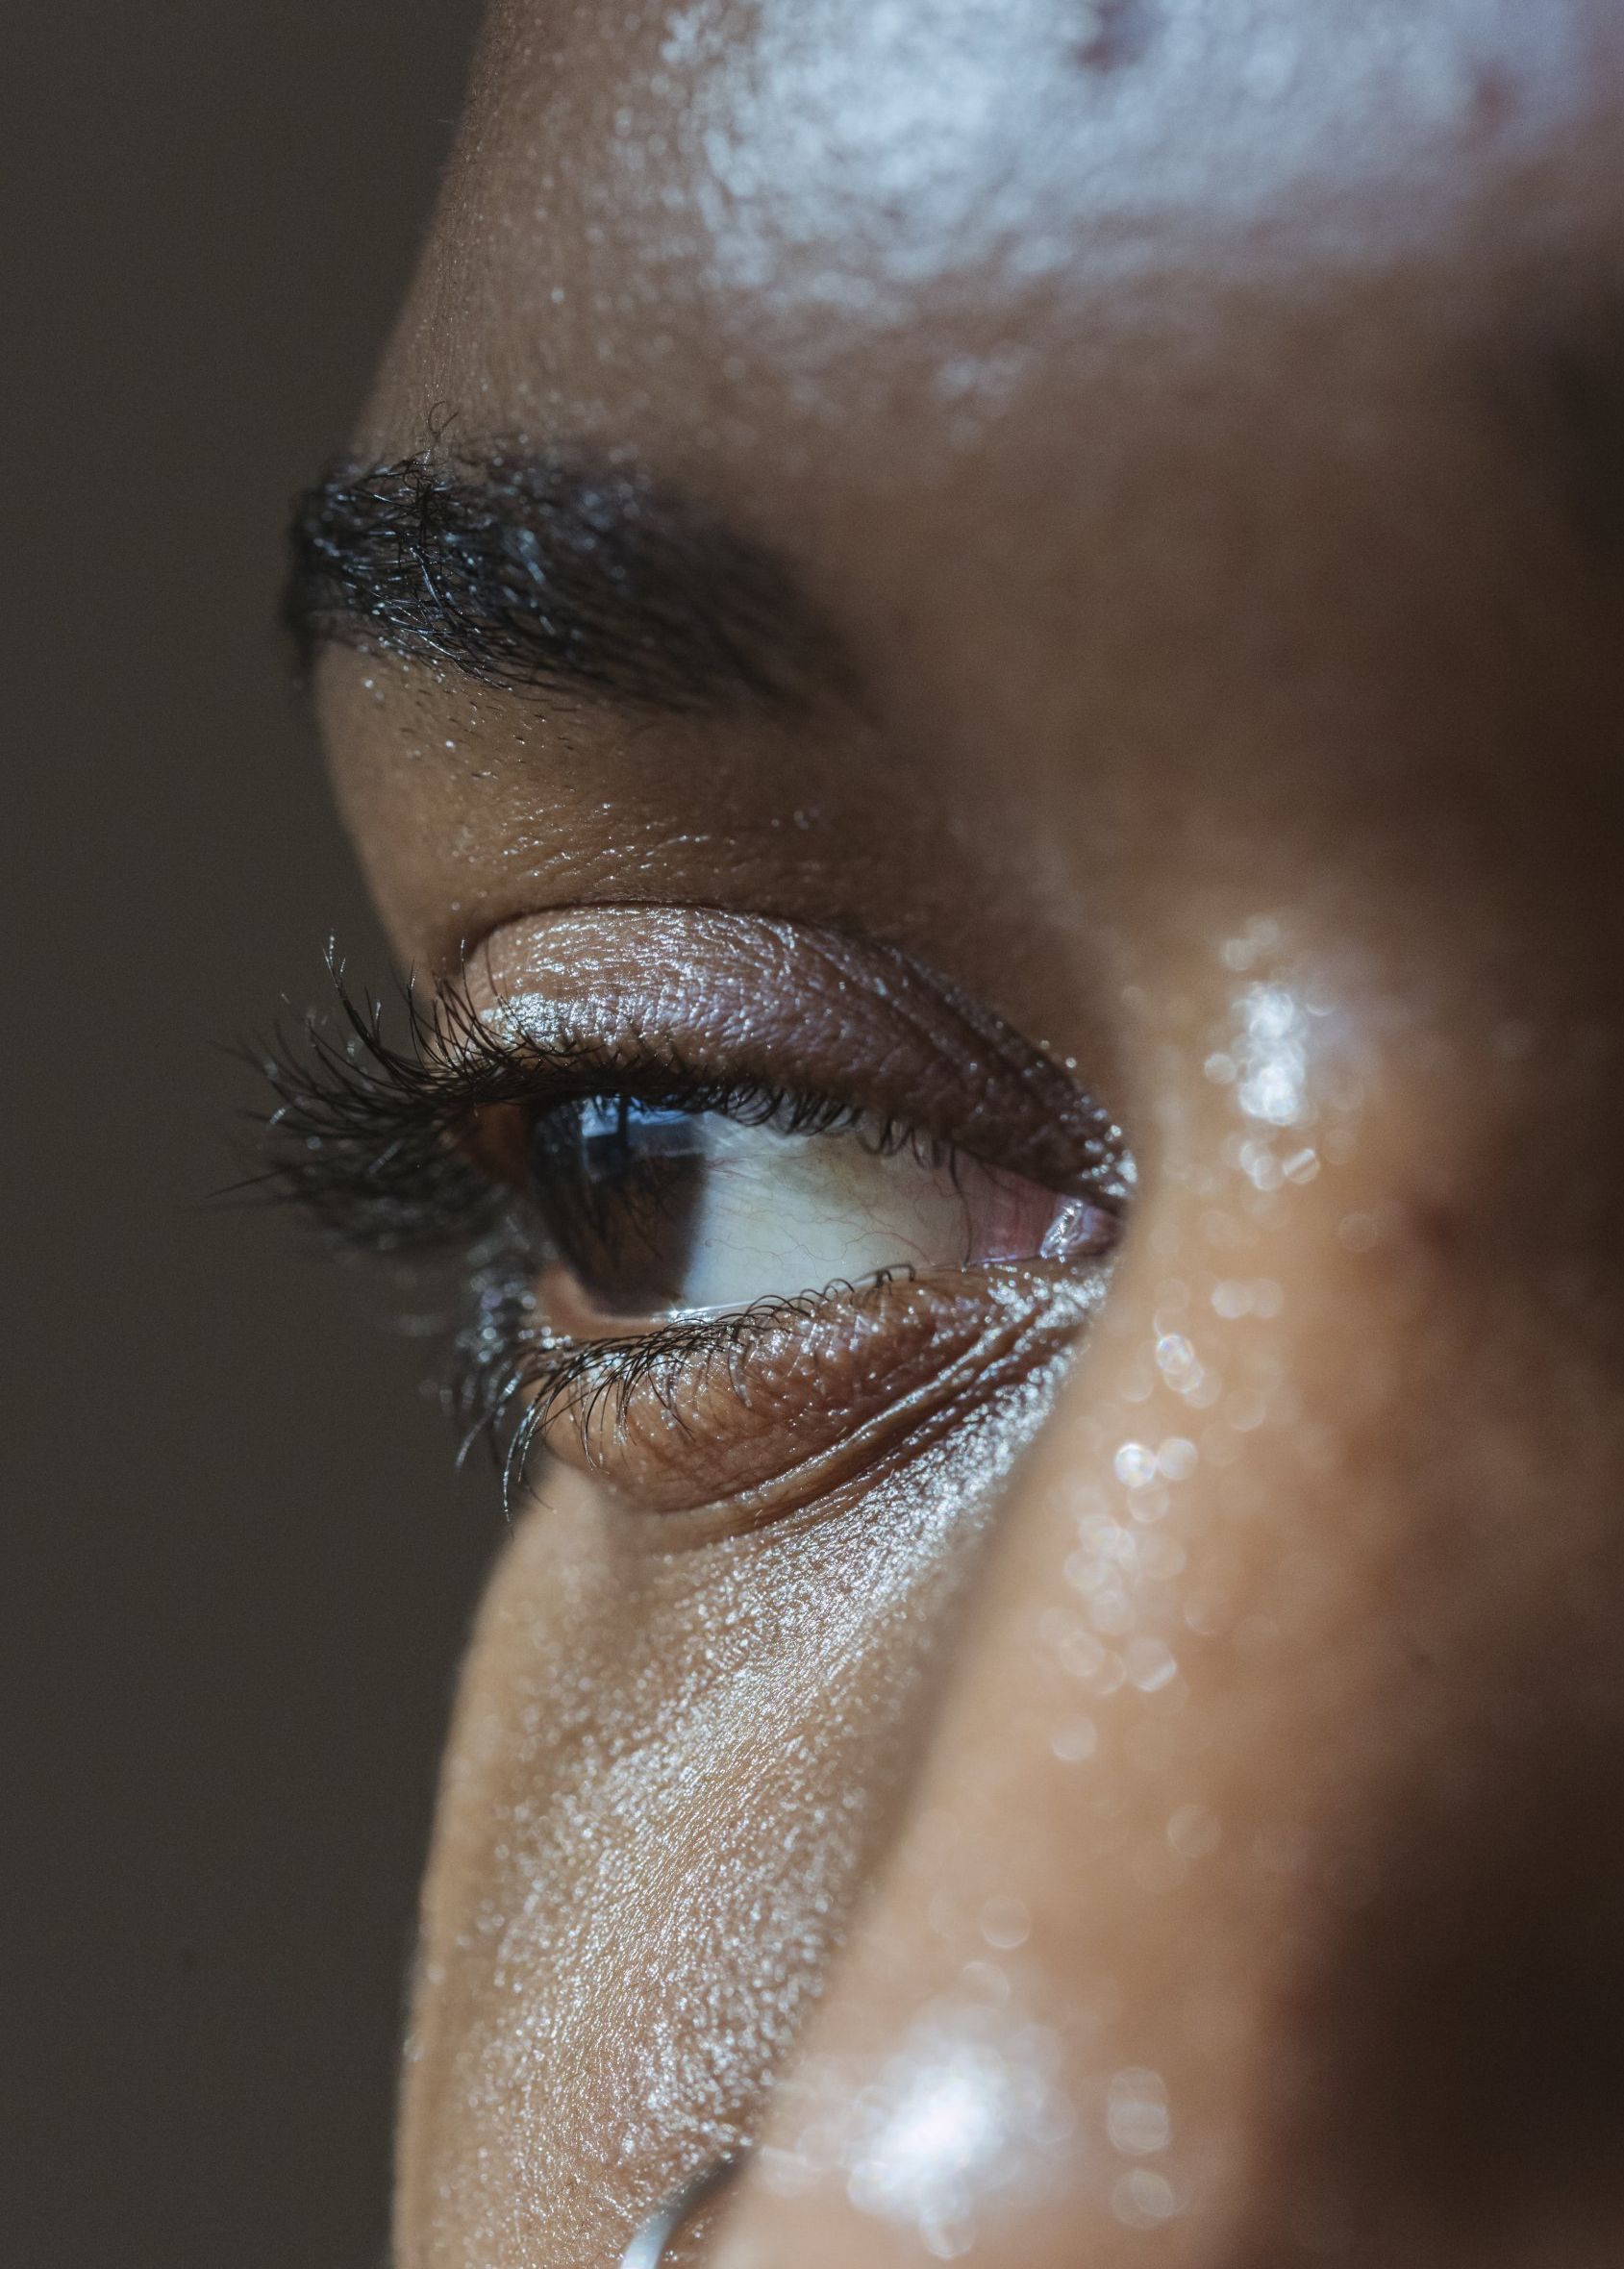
[
  {"x1": 250, "y1": 952, "x2": 872, "y2": 1249},
  {"x1": 248, "y1": 949, "x2": 1033, "y2": 1259}
]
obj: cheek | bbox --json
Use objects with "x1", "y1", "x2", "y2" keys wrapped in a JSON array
[{"x1": 395, "y1": 1391, "x2": 1058, "y2": 2269}]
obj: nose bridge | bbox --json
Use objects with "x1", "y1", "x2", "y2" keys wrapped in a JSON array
[{"x1": 711, "y1": 1036, "x2": 1624, "y2": 2266}]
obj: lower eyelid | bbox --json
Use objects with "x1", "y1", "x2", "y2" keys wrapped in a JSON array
[{"x1": 488, "y1": 1257, "x2": 1112, "y2": 1528}]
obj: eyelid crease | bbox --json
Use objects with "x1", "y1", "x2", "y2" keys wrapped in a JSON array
[{"x1": 468, "y1": 905, "x2": 1132, "y2": 1205}]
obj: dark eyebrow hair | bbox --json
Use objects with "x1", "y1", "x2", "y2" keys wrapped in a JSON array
[{"x1": 285, "y1": 447, "x2": 858, "y2": 716}]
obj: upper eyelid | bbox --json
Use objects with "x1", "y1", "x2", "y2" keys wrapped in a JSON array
[
  {"x1": 257, "y1": 908, "x2": 1130, "y2": 1256},
  {"x1": 255, "y1": 965, "x2": 935, "y2": 1257},
  {"x1": 470, "y1": 909, "x2": 1129, "y2": 1200}
]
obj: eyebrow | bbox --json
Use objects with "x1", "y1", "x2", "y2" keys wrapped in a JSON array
[{"x1": 285, "y1": 447, "x2": 858, "y2": 717}]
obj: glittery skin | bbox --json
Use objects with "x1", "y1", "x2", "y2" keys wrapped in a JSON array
[
  {"x1": 401, "y1": 1355, "x2": 1087, "y2": 2263},
  {"x1": 311, "y1": 3, "x2": 1624, "y2": 2263}
]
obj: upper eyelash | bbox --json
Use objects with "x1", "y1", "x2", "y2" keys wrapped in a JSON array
[
  {"x1": 246, "y1": 954, "x2": 955, "y2": 1507},
  {"x1": 250, "y1": 957, "x2": 509, "y2": 1250},
  {"x1": 249, "y1": 949, "x2": 931, "y2": 1257}
]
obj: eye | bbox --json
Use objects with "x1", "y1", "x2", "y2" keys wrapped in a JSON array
[
  {"x1": 525, "y1": 1096, "x2": 1112, "y2": 1330},
  {"x1": 484, "y1": 1091, "x2": 1122, "y2": 1524},
  {"x1": 259, "y1": 908, "x2": 1132, "y2": 1530}
]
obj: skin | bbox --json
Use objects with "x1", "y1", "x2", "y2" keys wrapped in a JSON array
[{"x1": 313, "y1": 3, "x2": 1624, "y2": 2262}]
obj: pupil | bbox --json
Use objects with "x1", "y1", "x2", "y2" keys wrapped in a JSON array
[{"x1": 527, "y1": 1095, "x2": 707, "y2": 1315}]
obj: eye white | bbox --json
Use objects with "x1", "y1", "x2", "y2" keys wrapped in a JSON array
[{"x1": 662, "y1": 1117, "x2": 1085, "y2": 1315}]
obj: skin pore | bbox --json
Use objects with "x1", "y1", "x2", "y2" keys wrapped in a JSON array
[{"x1": 290, "y1": 2, "x2": 1624, "y2": 2262}]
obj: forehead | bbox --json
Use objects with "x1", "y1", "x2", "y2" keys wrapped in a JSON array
[
  {"x1": 342, "y1": 0, "x2": 1624, "y2": 955},
  {"x1": 365, "y1": 0, "x2": 1609, "y2": 465}
]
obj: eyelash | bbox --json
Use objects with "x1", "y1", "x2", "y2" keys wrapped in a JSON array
[
  {"x1": 446, "y1": 1266, "x2": 914, "y2": 1512},
  {"x1": 253, "y1": 952, "x2": 944, "y2": 1246},
  {"x1": 249, "y1": 953, "x2": 954, "y2": 1500}
]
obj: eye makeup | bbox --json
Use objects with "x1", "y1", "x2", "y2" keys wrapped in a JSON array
[
  {"x1": 259, "y1": 906, "x2": 1129, "y2": 1528},
  {"x1": 469, "y1": 908, "x2": 1131, "y2": 1206}
]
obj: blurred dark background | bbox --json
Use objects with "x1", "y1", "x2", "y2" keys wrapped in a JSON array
[{"x1": 6, "y1": 8, "x2": 493, "y2": 2263}]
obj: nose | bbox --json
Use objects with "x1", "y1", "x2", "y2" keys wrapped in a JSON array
[
  {"x1": 622, "y1": 2156, "x2": 744, "y2": 2266},
  {"x1": 711, "y1": 948, "x2": 1624, "y2": 2268}
]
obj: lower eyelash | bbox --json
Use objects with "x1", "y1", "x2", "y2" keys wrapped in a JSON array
[{"x1": 447, "y1": 1248, "x2": 922, "y2": 1512}]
